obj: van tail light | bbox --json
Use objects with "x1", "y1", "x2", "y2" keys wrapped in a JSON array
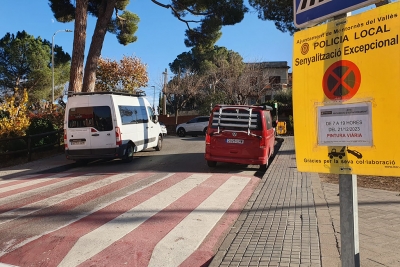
[
  {"x1": 205, "y1": 133, "x2": 211, "y2": 145},
  {"x1": 64, "y1": 129, "x2": 68, "y2": 148},
  {"x1": 115, "y1": 127, "x2": 122, "y2": 146},
  {"x1": 259, "y1": 137, "x2": 266, "y2": 148}
]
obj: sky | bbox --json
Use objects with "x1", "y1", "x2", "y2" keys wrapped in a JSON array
[{"x1": 0, "y1": 1, "x2": 377, "y2": 107}]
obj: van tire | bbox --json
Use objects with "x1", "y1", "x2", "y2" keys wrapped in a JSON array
[
  {"x1": 259, "y1": 157, "x2": 269, "y2": 171},
  {"x1": 122, "y1": 143, "x2": 134, "y2": 163},
  {"x1": 207, "y1": 160, "x2": 217, "y2": 167},
  {"x1": 155, "y1": 136, "x2": 162, "y2": 151},
  {"x1": 177, "y1": 128, "x2": 186, "y2": 137}
]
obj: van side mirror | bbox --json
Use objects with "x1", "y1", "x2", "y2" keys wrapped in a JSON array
[{"x1": 152, "y1": 115, "x2": 158, "y2": 123}]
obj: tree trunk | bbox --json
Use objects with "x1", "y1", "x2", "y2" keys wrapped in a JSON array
[
  {"x1": 82, "y1": 0, "x2": 117, "y2": 92},
  {"x1": 175, "y1": 109, "x2": 179, "y2": 125},
  {"x1": 68, "y1": 0, "x2": 88, "y2": 93}
]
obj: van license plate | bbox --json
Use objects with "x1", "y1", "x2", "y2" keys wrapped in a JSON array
[
  {"x1": 71, "y1": 141, "x2": 85, "y2": 145},
  {"x1": 226, "y1": 139, "x2": 243, "y2": 144}
]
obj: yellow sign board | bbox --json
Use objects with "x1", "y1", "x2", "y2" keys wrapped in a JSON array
[{"x1": 293, "y1": 2, "x2": 400, "y2": 176}]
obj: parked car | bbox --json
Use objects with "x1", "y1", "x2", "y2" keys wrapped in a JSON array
[
  {"x1": 159, "y1": 122, "x2": 167, "y2": 136},
  {"x1": 64, "y1": 91, "x2": 163, "y2": 163},
  {"x1": 176, "y1": 116, "x2": 210, "y2": 137},
  {"x1": 205, "y1": 104, "x2": 275, "y2": 170}
]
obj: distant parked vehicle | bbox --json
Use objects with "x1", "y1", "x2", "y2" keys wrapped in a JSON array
[
  {"x1": 205, "y1": 105, "x2": 275, "y2": 170},
  {"x1": 176, "y1": 116, "x2": 210, "y2": 137},
  {"x1": 159, "y1": 122, "x2": 167, "y2": 137}
]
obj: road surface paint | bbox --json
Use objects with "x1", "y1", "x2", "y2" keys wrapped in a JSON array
[
  {"x1": 0, "y1": 172, "x2": 256, "y2": 267},
  {"x1": 148, "y1": 176, "x2": 250, "y2": 267},
  {"x1": 0, "y1": 172, "x2": 137, "y2": 225}
]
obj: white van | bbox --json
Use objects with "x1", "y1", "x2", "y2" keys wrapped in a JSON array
[{"x1": 63, "y1": 91, "x2": 163, "y2": 163}]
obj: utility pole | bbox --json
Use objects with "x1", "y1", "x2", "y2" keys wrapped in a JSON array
[
  {"x1": 162, "y1": 69, "x2": 168, "y2": 115},
  {"x1": 151, "y1": 86, "x2": 156, "y2": 112}
]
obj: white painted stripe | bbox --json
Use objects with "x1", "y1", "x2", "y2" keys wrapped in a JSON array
[
  {"x1": 0, "y1": 173, "x2": 88, "y2": 205},
  {"x1": 0, "y1": 173, "x2": 71, "y2": 193},
  {"x1": 0, "y1": 172, "x2": 137, "y2": 225},
  {"x1": 0, "y1": 174, "x2": 39, "y2": 185},
  {"x1": 57, "y1": 173, "x2": 212, "y2": 267},
  {"x1": 0, "y1": 172, "x2": 175, "y2": 257},
  {"x1": 149, "y1": 176, "x2": 251, "y2": 267}
]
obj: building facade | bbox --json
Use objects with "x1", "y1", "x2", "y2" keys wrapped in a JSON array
[{"x1": 246, "y1": 61, "x2": 291, "y2": 104}]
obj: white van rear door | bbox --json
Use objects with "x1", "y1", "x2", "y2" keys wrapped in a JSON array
[{"x1": 66, "y1": 96, "x2": 115, "y2": 150}]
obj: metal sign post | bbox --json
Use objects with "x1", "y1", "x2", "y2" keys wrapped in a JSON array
[{"x1": 340, "y1": 173, "x2": 360, "y2": 266}]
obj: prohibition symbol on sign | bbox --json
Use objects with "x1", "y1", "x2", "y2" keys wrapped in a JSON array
[{"x1": 322, "y1": 60, "x2": 361, "y2": 101}]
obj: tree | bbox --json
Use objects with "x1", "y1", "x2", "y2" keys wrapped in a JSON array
[
  {"x1": 95, "y1": 55, "x2": 148, "y2": 92},
  {"x1": 49, "y1": 0, "x2": 250, "y2": 93},
  {"x1": 170, "y1": 46, "x2": 244, "y2": 75},
  {"x1": 0, "y1": 31, "x2": 71, "y2": 106},
  {"x1": 0, "y1": 89, "x2": 30, "y2": 137},
  {"x1": 165, "y1": 70, "x2": 206, "y2": 124},
  {"x1": 49, "y1": 0, "x2": 140, "y2": 93},
  {"x1": 170, "y1": 46, "x2": 246, "y2": 111},
  {"x1": 248, "y1": 0, "x2": 296, "y2": 35}
]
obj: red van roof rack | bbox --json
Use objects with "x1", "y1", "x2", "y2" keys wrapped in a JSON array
[{"x1": 212, "y1": 105, "x2": 259, "y2": 136}]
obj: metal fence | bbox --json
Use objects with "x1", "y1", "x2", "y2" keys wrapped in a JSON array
[{"x1": 0, "y1": 129, "x2": 63, "y2": 162}]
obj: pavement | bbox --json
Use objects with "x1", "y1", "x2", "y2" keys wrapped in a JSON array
[{"x1": 1, "y1": 136, "x2": 400, "y2": 266}]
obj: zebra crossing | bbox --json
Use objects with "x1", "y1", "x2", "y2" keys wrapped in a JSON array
[{"x1": 0, "y1": 170, "x2": 259, "y2": 267}]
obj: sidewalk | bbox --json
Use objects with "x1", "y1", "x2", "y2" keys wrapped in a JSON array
[
  {"x1": 210, "y1": 136, "x2": 400, "y2": 267},
  {"x1": 0, "y1": 152, "x2": 73, "y2": 180}
]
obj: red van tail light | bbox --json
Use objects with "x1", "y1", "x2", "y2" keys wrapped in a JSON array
[
  {"x1": 64, "y1": 129, "x2": 68, "y2": 148},
  {"x1": 259, "y1": 136, "x2": 266, "y2": 148},
  {"x1": 115, "y1": 127, "x2": 122, "y2": 146},
  {"x1": 205, "y1": 133, "x2": 211, "y2": 145}
]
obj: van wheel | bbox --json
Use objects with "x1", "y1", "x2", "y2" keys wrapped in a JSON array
[
  {"x1": 122, "y1": 143, "x2": 134, "y2": 163},
  {"x1": 177, "y1": 128, "x2": 186, "y2": 137},
  {"x1": 207, "y1": 160, "x2": 217, "y2": 167},
  {"x1": 259, "y1": 157, "x2": 269, "y2": 171},
  {"x1": 155, "y1": 136, "x2": 162, "y2": 151}
]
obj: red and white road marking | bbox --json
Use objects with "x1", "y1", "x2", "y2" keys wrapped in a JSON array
[{"x1": 0, "y1": 171, "x2": 258, "y2": 267}]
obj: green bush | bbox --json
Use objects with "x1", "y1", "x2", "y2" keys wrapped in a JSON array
[
  {"x1": 26, "y1": 118, "x2": 57, "y2": 148},
  {"x1": 2, "y1": 138, "x2": 27, "y2": 152}
]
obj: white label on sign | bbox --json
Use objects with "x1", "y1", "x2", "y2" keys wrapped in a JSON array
[{"x1": 317, "y1": 102, "x2": 372, "y2": 146}]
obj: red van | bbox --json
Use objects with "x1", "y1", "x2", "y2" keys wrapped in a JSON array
[{"x1": 205, "y1": 105, "x2": 275, "y2": 170}]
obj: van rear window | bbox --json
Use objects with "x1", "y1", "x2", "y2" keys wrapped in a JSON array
[
  {"x1": 211, "y1": 108, "x2": 261, "y2": 130},
  {"x1": 68, "y1": 106, "x2": 113, "y2": 131}
]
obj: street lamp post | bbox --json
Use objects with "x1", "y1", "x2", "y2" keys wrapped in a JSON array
[
  {"x1": 151, "y1": 86, "x2": 156, "y2": 111},
  {"x1": 52, "y1": 29, "x2": 72, "y2": 104},
  {"x1": 162, "y1": 69, "x2": 168, "y2": 115}
]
